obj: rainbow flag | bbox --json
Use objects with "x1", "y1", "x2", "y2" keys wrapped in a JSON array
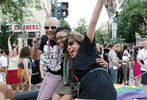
[{"x1": 114, "y1": 84, "x2": 147, "y2": 100}]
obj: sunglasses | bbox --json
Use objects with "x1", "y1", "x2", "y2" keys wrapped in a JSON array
[
  {"x1": 56, "y1": 27, "x2": 71, "y2": 33},
  {"x1": 44, "y1": 26, "x2": 57, "y2": 30}
]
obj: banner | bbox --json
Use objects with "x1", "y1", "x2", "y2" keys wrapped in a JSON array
[
  {"x1": 104, "y1": 0, "x2": 117, "y2": 18},
  {"x1": 135, "y1": 32, "x2": 141, "y2": 38}
]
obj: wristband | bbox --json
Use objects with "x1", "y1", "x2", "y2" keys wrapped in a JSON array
[{"x1": 33, "y1": 41, "x2": 39, "y2": 48}]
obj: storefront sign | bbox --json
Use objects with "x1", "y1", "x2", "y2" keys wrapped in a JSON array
[{"x1": 0, "y1": 23, "x2": 40, "y2": 32}]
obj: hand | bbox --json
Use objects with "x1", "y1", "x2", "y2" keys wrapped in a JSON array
[
  {"x1": 33, "y1": 33, "x2": 41, "y2": 48},
  {"x1": 96, "y1": 58, "x2": 108, "y2": 67}
]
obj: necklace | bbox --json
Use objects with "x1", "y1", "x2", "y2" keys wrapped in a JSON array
[{"x1": 48, "y1": 39, "x2": 59, "y2": 68}]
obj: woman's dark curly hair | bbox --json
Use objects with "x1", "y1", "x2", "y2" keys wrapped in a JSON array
[{"x1": 20, "y1": 46, "x2": 31, "y2": 58}]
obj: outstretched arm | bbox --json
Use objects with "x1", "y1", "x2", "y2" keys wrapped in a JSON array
[
  {"x1": 8, "y1": 35, "x2": 13, "y2": 56},
  {"x1": 17, "y1": 37, "x2": 22, "y2": 55},
  {"x1": 31, "y1": 33, "x2": 42, "y2": 59},
  {"x1": 87, "y1": 0, "x2": 104, "y2": 43}
]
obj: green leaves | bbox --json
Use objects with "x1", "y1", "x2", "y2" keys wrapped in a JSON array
[
  {"x1": 0, "y1": 0, "x2": 42, "y2": 23},
  {"x1": 74, "y1": 18, "x2": 87, "y2": 35},
  {"x1": 0, "y1": 0, "x2": 42, "y2": 49},
  {"x1": 60, "y1": 19, "x2": 71, "y2": 29},
  {"x1": 117, "y1": 0, "x2": 147, "y2": 43}
]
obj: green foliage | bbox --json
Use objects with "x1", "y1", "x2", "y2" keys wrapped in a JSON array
[
  {"x1": 0, "y1": 0, "x2": 42, "y2": 49},
  {"x1": 74, "y1": 18, "x2": 87, "y2": 35},
  {"x1": 0, "y1": 0, "x2": 42, "y2": 23},
  {"x1": 60, "y1": 19, "x2": 71, "y2": 30},
  {"x1": 117, "y1": 0, "x2": 147, "y2": 43},
  {"x1": 95, "y1": 29, "x2": 112, "y2": 44}
]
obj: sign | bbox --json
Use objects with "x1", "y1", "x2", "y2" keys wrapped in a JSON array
[
  {"x1": 112, "y1": 30, "x2": 117, "y2": 38},
  {"x1": 112, "y1": 22, "x2": 117, "y2": 30},
  {"x1": 135, "y1": 32, "x2": 141, "y2": 38},
  {"x1": 0, "y1": 23, "x2": 40, "y2": 32}
]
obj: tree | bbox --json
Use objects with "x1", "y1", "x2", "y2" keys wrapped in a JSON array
[
  {"x1": 60, "y1": 18, "x2": 71, "y2": 30},
  {"x1": 0, "y1": 0, "x2": 42, "y2": 49},
  {"x1": 74, "y1": 18, "x2": 88, "y2": 35},
  {"x1": 0, "y1": 0, "x2": 42, "y2": 23},
  {"x1": 95, "y1": 29, "x2": 112, "y2": 44},
  {"x1": 117, "y1": 0, "x2": 147, "y2": 43}
]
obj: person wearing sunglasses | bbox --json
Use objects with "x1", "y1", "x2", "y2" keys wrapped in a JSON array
[
  {"x1": 31, "y1": 17, "x2": 64, "y2": 100},
  {"x1": 52, "y1": 26, "x2": 74, "y2": 100},
  {"x1": 65, "y1": 0, "x2": 117, "y2": 99}
]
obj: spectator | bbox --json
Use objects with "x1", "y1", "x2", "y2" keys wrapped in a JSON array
[
  {"x1": 108, "y1": 43, "x2": 119, "y2": 83},
  {"x1": 122, "y1": 52, "x2": 129, "y2": 85},
  {"x1": 0, "y1": 46, "x2": 7, "y2": 82},
  {"x1": 116, "y1": 44, "x2": 124, "y2": 84},
  {"x1": 30, "y1": 57, "x2": 42, "y2": 90},
  {"x1": 6, "y1": 35, "x2": 22, "y2": 92},
  {"x1": 19, "y1": 46, "x2": 33, "y2": 92},
  {"x1": 133, "y1": 46, "x2": 141, "y2": 86},
  {"x1": 123, "y1": 44, "x2": 131, "y2": 85},
  {"x1": 137, "y1": 41, "x2": 147, "y2": 89}
]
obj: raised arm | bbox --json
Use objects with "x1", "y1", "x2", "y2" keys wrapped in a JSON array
[
  {"x1": 87, "y1": 0, "x2": 104, "y2": 43},
  {"x1": 31, "y1": 33, "x2": 42, "y2": 59},
  {"x1": 17, "y1": 37, "x2": 23, "y2": 55},
  {"x1": 8, "y1": 35, "x2": 13, "y2": 56}
]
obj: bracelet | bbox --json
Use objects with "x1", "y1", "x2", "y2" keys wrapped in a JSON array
[{"x1": 32, "y1": 41, "x2": 39, "y2": 48}]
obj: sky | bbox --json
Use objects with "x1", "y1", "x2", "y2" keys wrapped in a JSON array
[{"x1": 59, "y1": 0, "x2": 110, "y2": 29}]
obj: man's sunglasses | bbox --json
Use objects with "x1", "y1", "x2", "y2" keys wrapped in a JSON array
[{"x1": 44, "y1": 26, "x2": 57, "y2": 30}]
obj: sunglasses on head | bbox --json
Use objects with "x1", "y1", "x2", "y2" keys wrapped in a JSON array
[
  {"x1": 56, "y1": 26, "x2": 71, "y2": 33},
  {"x1": 55, "y1": 36, "x2": 68, "y2": 42},
  {"x1": 44, "y1": 26, "x2": 57, "y2": 30}
]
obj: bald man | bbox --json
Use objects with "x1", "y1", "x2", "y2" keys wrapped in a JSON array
[
  {"x1": 137, "y1": 40, "x2": 147, "y2": 89},
  {"x1": 32, "y1": 17, "x2": 64, "y2": 100}
]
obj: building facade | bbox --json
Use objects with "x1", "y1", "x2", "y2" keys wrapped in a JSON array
[{"x1": 0, "y1": 0, "x2": 52, "y2": 46}]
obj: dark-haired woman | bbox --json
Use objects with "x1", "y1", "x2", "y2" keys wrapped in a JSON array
[
  {"x1": 19, "y1": 46, "x2": 33, "y2": 92},
  {"x1": 65, "y1": 0, "x2": 117, "y2": 99},
  {"x1": 52, "y1": 27, "x2": 73, "y2": 100},
  {"x1": 6, "y1": 35, "x2": 22, "y2": 92},
  {"x1": 133, "y1": 46, "x2": 141, "y2": 86}
]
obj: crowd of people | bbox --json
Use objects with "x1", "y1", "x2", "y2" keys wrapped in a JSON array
[{"x1": 0, "y1": 0, "x2": 147, "y2": 99}]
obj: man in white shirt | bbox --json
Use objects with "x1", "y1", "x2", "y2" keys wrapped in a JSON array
[
  {"x1": 0, "y1": 48, "x2": 7, "y2": 82},
  {"x1": 137, "y1": 40, "x2": 147, "y2": 89}
]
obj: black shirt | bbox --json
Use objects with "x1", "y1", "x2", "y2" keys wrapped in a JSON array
[{"x1": 72, "y1": 35, "x2": 103, "y2": 81}]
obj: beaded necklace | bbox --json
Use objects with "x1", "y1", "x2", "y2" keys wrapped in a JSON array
[
  {"x1": 48, "y1": 39, "x2": 59, "y2": 68},
  {"x1": 63, "y1": 53, "x2": 71, "y2": 84}
]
